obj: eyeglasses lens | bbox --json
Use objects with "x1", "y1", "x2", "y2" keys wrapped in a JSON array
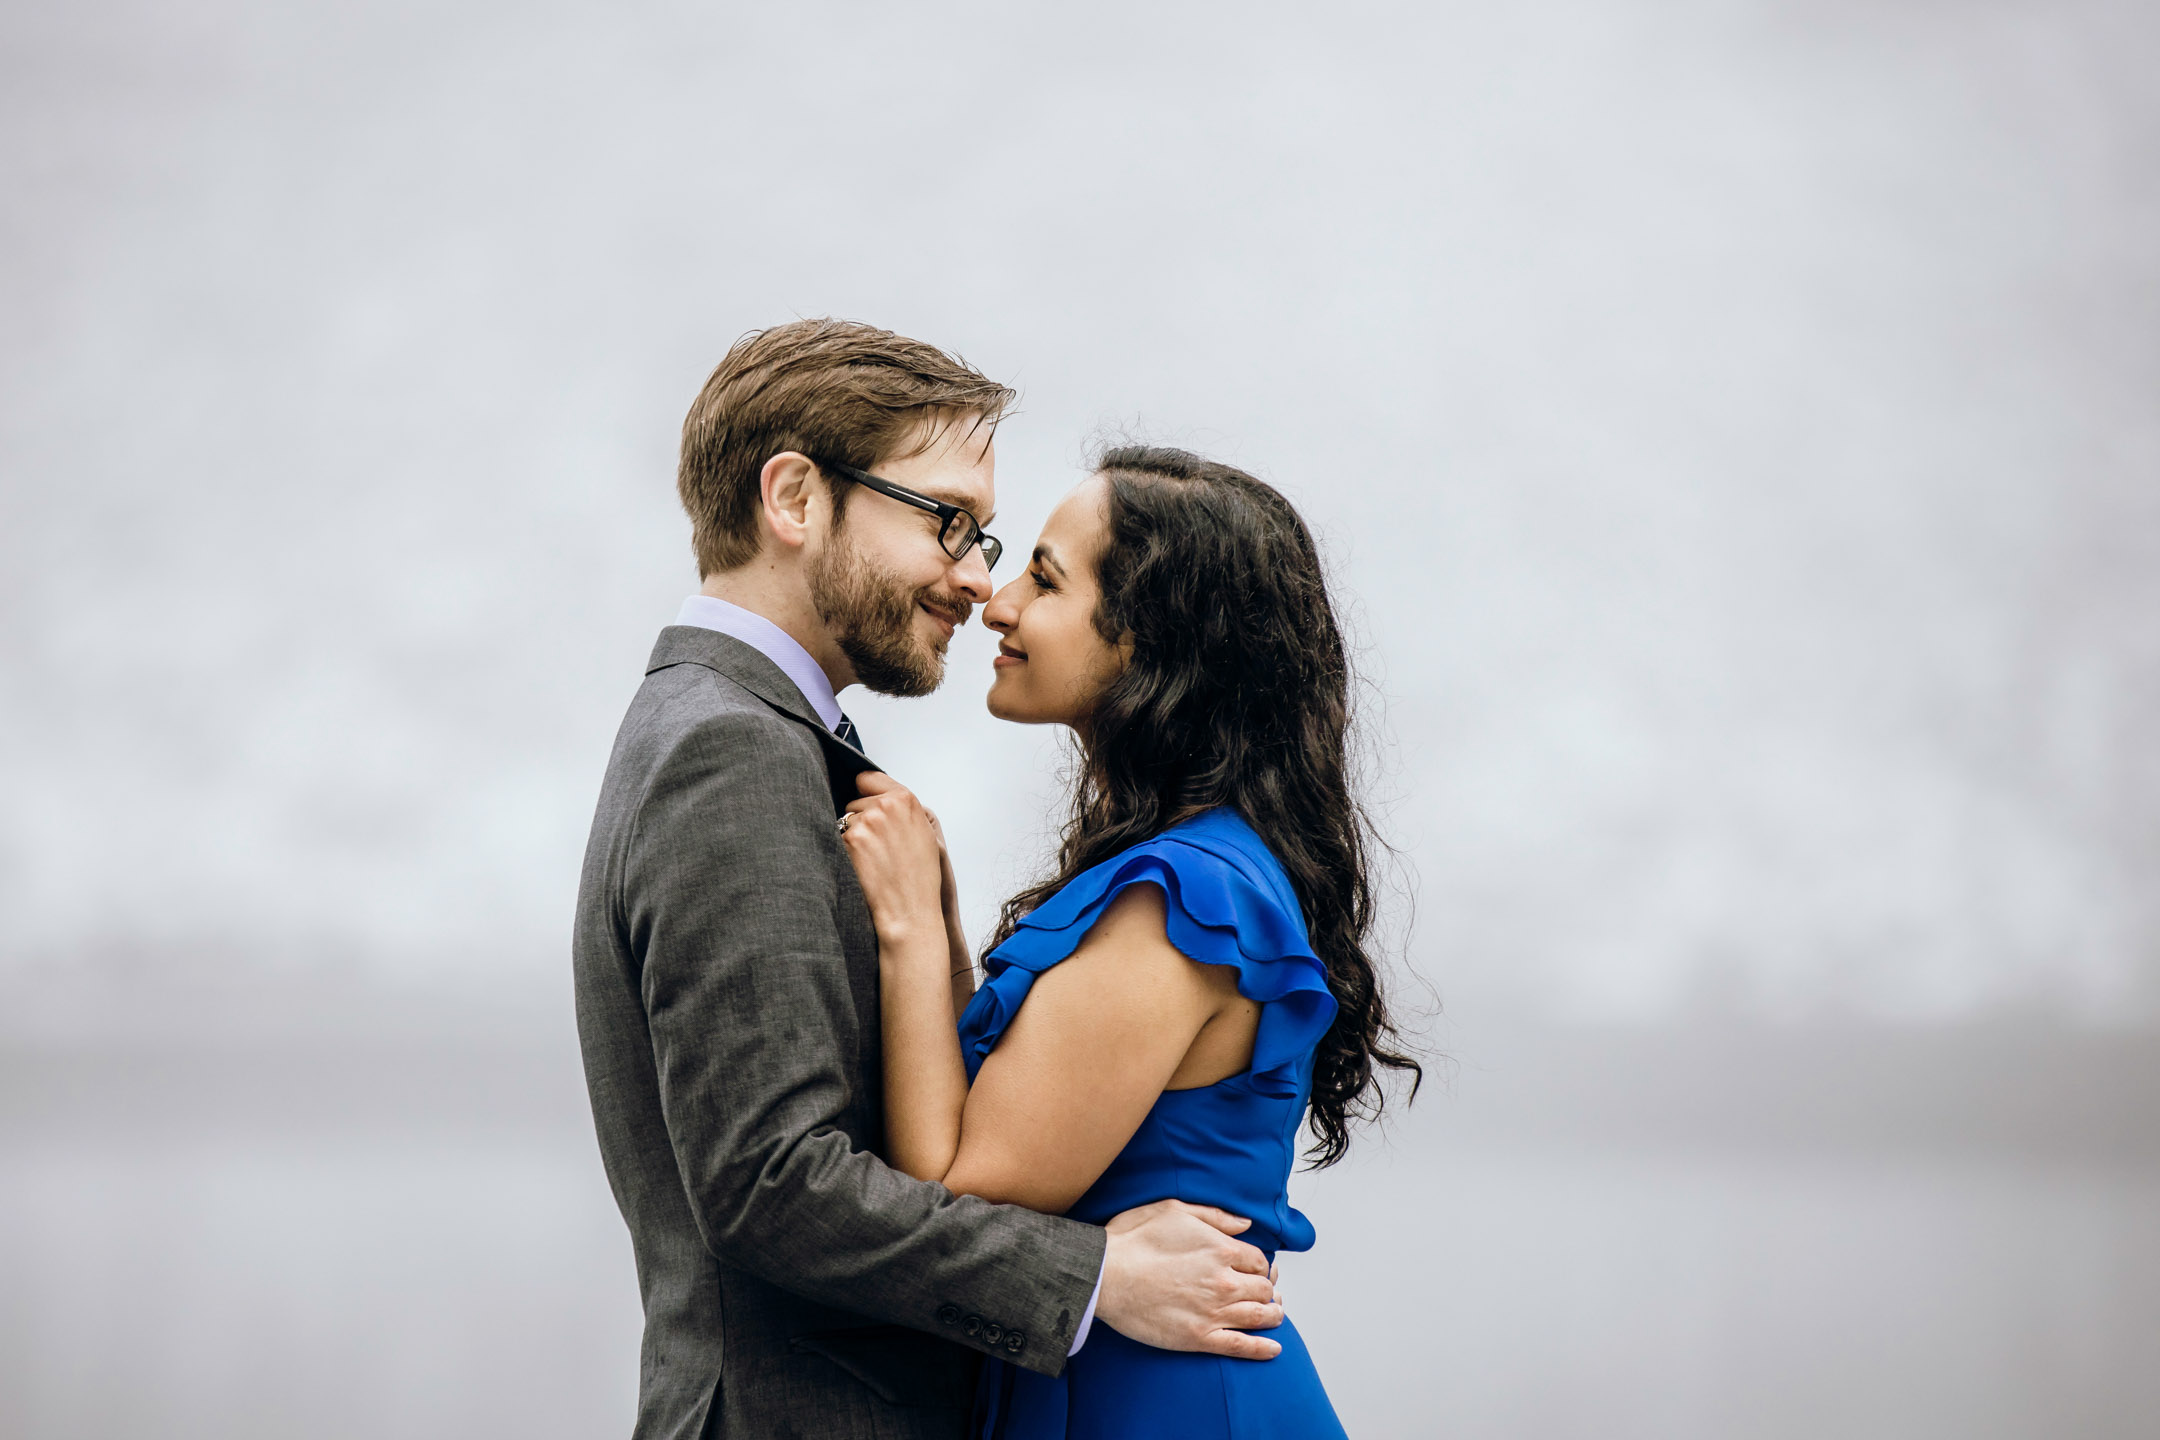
[{"x1": 942, "y1": 513, "x2": 1001, "y2": 570}]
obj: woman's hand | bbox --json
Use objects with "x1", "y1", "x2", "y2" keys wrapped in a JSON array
[
  {"x1": 851, "y1": 771, "x2": 974, "y2": 1185},
  {"x1": 840, "y1": 772, "x2": 947, "y2": 950}
]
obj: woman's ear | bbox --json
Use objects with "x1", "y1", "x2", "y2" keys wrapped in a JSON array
[{"x1": 759, "y1": 452, "x2": 822, "y2": 552}]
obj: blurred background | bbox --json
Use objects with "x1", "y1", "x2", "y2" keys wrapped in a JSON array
[{"x1": 3, "y1": 1, "x2": 2156, "y2": 1436}]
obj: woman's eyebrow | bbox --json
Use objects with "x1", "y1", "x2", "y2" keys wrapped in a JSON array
[{"x1": 1031, "y1": 543, "x2": 1066, "y2": 578}]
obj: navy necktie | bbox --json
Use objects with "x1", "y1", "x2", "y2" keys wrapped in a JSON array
[{"x1": 833, "y1": 713, "x2": 861, "y2": 751}]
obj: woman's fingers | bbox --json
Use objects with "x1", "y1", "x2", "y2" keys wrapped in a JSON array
[
  {"x1": 854, "y1": 771, "x2": 926, "y2": 817},
  {"x1": 844, "y1": 782, "x2": 935, "y2": 823},
  {"x1": 838, "y1": 787, "x2": 945, "y2": 915},
  {"x1": 841, "y1": 794, "x2": 935, "y2": 835},
  {"x1": 854, "y1": 770, "x2": 905, "y2": 797}
]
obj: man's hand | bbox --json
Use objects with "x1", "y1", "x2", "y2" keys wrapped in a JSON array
[{"x1": 1097, "y1": 1199, "x2": 1285, "y2": 1360}]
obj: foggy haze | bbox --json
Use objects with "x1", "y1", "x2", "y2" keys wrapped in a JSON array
[{"x1": 5, "y1": 0, "x2": 2153, "y2": 1026}]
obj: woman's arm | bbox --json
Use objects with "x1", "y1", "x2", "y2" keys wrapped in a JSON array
[
  {"x1": 841, "y1": 774, "x2": 973, "y2": 1181},
  {"x1": 934, "y1": 823, "x2": 978, "y2": 1021},
  {"x1": 841, "y1": 776, "x2": 1250, "y2": 1206},
  {"x1": 942, "y1": 884, "x2": 1247, "y2": 1211}
]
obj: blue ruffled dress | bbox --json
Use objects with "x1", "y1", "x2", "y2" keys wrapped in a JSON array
[{"x1": 957, "y1": 808, "x2": 1349, "y2": 1439}]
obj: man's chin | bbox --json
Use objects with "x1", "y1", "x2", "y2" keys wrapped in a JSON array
[
  {"x1": 848, "y1": 640, "x2": 947, "y2": 699},
  {"x1": 911, "y1": 649, "x2": 949, "y2": 693}
]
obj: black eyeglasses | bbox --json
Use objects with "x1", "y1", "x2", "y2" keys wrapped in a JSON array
[{"x1": 818, "y1": 459, "x2": 1003, "y2": 570}]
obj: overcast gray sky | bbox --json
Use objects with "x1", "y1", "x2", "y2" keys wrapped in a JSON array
[{"x1": 3, "y1": 0, "x2": 2155, "y2": 1028}]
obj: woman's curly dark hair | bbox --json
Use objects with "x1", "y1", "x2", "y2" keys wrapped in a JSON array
[{"x1": 988, "y1": 445, "x2": 1421, "y2": 1167}]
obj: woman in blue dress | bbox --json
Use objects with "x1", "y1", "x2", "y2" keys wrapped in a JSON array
[{"x1": 840, "y1": 445, "x2": 1422, "y2": 1438}]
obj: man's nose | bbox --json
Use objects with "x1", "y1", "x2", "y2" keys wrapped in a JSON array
[{"x1": 950, "y1": 547, "x2": 994, "y2": 603}]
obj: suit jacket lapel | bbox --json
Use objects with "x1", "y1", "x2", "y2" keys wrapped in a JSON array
[{"x1": 646, "y1": 625, "x2": 882, "y2": 813}]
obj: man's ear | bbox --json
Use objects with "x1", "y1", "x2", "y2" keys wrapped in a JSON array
[{"x1": 759, "y1": 452, "x2": 823, "y2": 553}]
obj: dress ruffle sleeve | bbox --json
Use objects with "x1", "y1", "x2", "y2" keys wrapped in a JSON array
[{"x1": 959, "y1": 826, "x2": 1338, "y2": 1096}]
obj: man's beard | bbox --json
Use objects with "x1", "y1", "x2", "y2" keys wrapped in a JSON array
[{"x1": 808, "y1": 532, "x2": 966, "y2": 698}]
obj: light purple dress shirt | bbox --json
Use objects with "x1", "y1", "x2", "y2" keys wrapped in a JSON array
[
  {"x1": 671, "y1": 595, "x2": 1103, "y2": 1354},
  {"x1": 675, "y1": 595, "x2": 844, "y2": 731}
]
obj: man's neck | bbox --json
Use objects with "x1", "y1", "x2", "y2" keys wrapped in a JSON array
[{"x1": 698, "y1": 566, "x2": 854, "y2": 695}]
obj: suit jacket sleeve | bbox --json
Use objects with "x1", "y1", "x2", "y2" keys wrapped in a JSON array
[{"x1": 616, "y1": 707, "x2": 1104, "y2": 1376}]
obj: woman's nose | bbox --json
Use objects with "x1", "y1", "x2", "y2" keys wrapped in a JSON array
[{"x1": 982, "y1": 581, "x2": 1021, "y2": 633}]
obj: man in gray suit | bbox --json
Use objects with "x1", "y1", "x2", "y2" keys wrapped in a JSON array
[{"x1": 574, "y1": 319, "x2": 1286, "y2": 1439}]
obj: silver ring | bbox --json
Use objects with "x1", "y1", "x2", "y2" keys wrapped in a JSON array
[{"x1": 836, "y1": 812, "x2": 853, "y2": 835}]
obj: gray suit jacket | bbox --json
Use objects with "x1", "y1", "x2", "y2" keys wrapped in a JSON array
[{"x1": 574, "y1": 626, "x2": 1105, "y2": 1440}]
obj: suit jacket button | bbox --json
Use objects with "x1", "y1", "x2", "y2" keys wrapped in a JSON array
[
  {"x1": 1004, "y1": 1330, "x2": 1027, "y2": 1355},
  {"x1": 982, "y1": 1323, "x2": 1004, "y2": 1346},
  {"x1": 935, "y1": 1304, "x2": 961, "y2": 1327},
  {"x1": 963, "y1": 1313, "x2": 985, "y2": 1338}
]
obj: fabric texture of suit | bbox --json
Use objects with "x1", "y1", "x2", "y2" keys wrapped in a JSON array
[{"x1": 574, "y1": 626, "x2": 1105, "y2": 1440}]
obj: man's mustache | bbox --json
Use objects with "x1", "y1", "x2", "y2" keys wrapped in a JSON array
[{"x1": 919, "y1": 592, "x2": 973, "y2": 629}]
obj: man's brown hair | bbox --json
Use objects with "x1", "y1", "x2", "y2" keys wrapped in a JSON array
[{"x1": 678, "y1": 318, "x2": 1017, "y2": 576}]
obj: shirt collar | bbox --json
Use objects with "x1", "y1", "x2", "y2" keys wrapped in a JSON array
[{"x1": 673, "y1": 595, "x2": 844, "y2": 732}]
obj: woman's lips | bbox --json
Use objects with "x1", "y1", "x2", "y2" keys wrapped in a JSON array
[{"x1": 992, "y1": 647, "x2": 1026, "y2": 669}]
